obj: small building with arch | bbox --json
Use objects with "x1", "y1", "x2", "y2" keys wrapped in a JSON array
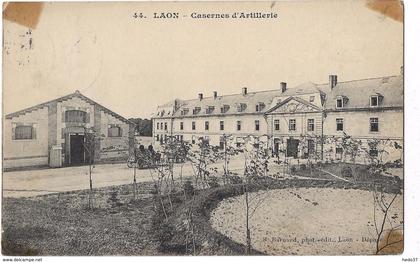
[{"x1": 3, "y1": 91, "x2": 135, "y2": 170}]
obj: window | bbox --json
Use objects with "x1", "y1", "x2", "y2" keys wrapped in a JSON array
[
  {"x1": 336, "y1": 98, "x2": 343, "y2": 108},
  {"x1": 237, "y1": 103, "x2": 247, "y2": 112},
  {"x1": 255, "y1": 120, "x2": 260, "y2": 131},
  {"x1": 180, "y1": 135, "x2": 183, "y2": 141},
  {"x1": 181, "y1": 108, "x2": 189, "y2": 115},
  {"x1": 14, "y1": 125, "x2": 34, "y2": 140},
  {"x1": 180, "y1": 122, "x2": 184, "y2": 130},
  {"x1": 155, "y1": 135, "x2": 159, "y2": 141},
  {"x1": 220, "y1": 105, "x2": 230, "y2": 113},
  {"x1": 192, "y1": 135, "x2": 196, "y2": 144},
  {"x1": 160, "y1": 123, "x2": 163, "y2": 130},
  {"x1": 255, "y1": 103, "x2": 264, "y2": 112},
  {"x1": 370, "y1": 96, "x2": 379, "y2": 107},
  {"x1": 157, "y1": 122, "x2": 159, "y2": 130},
  {"x1": 164, "y1": 122, "x2": 168, "y2": 130},
  {"x1": 370, "y1": 118, "x2": 379, "y2": 132},
  {"x1": 108, "y1": 125, "x2": 122, "y2": 137},
  {"x1": 219, "y1": 137, "x2": 225, "y2": 149},
  {"x1": 309, "y1": 96, "x2": 315, "y2": 102},
  {"x1": 336, "y1": 147, "x2": 343, "y2": 159},
  {"x1": 192, "y1": 121, "x2": 196, "y2": 130},
  {"x1": 193, "y1": 107, "x2": 201, "y2": 115},
  {"x1": 336, "y1": 118, "x2": 344, "y2": 131},
  {"x1": 65, "y1": 110, "x2": 87, "y2": 123},
  {"x1": 205, "y1": 121, "x2": 209, "y2": 131},
  {"x1": 206, "y1": 106, "x2": 215, "y2": 114},
  {"x1": 370, "y1": 148, "x2": 379, "y2": 157},
  {"x1": 237, "y1": 121, "x2": 242, "y2": 131},
  {"x1": 307, "y1": 119, "x2": 315, "y2": 131},
  {"x1": 274, "y1": 119, "x2": 280, "y2": 131},
  {"x1": 289, "y1": 119, "x2": 296, "y2": 131},
  {"x1": 220, "y1": 121, "x2": 224, "y2": 131}
]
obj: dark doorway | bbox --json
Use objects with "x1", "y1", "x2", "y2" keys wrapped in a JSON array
[
  {"x1": 273, "y1": 139, "x2": 280, "y2": 156},
  {"x1": 308, "y1": 139, "x2": 315, "y2": 156},
  {"x1": 70, "y1": 134, "x2": 85, "y2": 165},
  {"x1": 286, "y1": 138, "x2": 299, "y2": 158}
]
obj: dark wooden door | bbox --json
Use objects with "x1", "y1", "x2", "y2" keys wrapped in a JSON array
[
  {"x1": 70, "y1": 134, "x2": 85, "y2": 165},
  {"x1": 273, "y1": 139, "x2": 280, "y2": 156},
  {"x1": 287, "y1": 138, "x2": 299, "y2": 158},
  {"x1": 308, "y1": 139, "x2": 315, "y2": 155}
]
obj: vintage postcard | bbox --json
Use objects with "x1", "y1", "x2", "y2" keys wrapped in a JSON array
[{"x1": 2, "y1": 0, "x2": 403, "y2": 256}]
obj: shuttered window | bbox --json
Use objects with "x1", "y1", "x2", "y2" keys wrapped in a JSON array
[
  {"x1": 14, "y1": 125, "x2": 34, "y2": 140},
  {"x1": 108, "y1": 125, "x2": 122, "y2": 137}
]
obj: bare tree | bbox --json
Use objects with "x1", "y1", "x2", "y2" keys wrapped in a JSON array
[{"x1": 82, "y1": 126, "x2": 102, "y2": 209}]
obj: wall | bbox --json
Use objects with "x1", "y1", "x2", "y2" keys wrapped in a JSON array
[
  {"x1": 3, "y1": 107, "x2": 49, "y2": 169},
  {"x1": 160, "y1": 114, "x2": 267, "y2": 147},
  {"x1": 99, "y1": 111, "x2": 130, "y2": 161},
  {"x1": 57, "y1": 96, "x2": 95, "y2": 165},
  {"x1": 324, "y1": 109, "x2": 403, "y2": 139}
]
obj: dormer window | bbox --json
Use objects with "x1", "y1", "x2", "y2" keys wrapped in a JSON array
[
  {"x1": 309, "y1": 96, "x2": 315, "y2": 102},
  {"x1": 206, "y1": 106, "x2": 215, "y2": 114},
  {"x1": 335, "y1": 96, "x2": 348, "y2": 108},
  {"x1": 193, "y1": 107, "x2": 201, "y2": 115},
  {"x1": 336, "y1": 97, "x2": 343, "y2": 108},
  {"x1": 255, "y1": 102, "x2": 265, "y2": 112},
  {"x1": 237, "y1": 103, "x2": 247, "y2": 112},
  {"x1": 370, "y1": 93, "x2": 383, "y2": 107},
  {"x1": 220, "y1": 105, "x2": 230, "y2": 113},
  {"x1": 181, "y1": 108, "x2": 189, "y2": 116}
]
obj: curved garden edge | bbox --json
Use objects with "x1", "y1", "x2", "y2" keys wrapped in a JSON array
[{"x1": 185, "y1": 176, "x2": 403, "y2": 256}]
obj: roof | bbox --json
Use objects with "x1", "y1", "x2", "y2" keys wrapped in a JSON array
[
  {"x1": 152, "y1": 74, "x2": 403, "y2": 118},
  {"x1": 5, "y1": 91, "x2": 135, "y2": 125},
  {"x1": 323, "y1": 75, "x2": 403, "y2": 109},
  {"x1": 166, "y1": 84, "x2": 326, "y2": 118}
]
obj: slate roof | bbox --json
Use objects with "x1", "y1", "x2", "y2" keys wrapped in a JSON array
[
  {"x1": 5, "y1": 91, "x2": 135, "y2": 125},
  {"x1": 323, "y1": 75, "x2": 403, "y2": 110},
  {"x1": 167, "y1": 84, "x2": 326, "y2": 118},
  {"x1": 156, "y1": 74, "x2": 403, "y2": 118}
]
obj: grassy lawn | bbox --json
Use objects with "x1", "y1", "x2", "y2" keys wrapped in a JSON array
[{"x1": 2, "y1": 183, "x2": 160, "y2": 256}]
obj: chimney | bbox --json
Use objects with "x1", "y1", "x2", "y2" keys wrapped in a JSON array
[
  {"x1": 242, "y1": 87, "x2": 248, "y2": 95},
  {"x1": 198, "y1": 93, "x2": 203, "y2": 100},
  {"x1": 213, "y1": 91, "x2": 218, "y2": 99},
  {"x1": 329, "y1": 75, "x2": 338, "y2": 89},
  {"x1": 280, "y1": 82, "x2": 287, "y2": 93}
]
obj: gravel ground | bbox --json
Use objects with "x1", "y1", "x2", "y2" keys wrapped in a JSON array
[{"x1": 210, "y1": 187, "x2": 403, "y2": 255}]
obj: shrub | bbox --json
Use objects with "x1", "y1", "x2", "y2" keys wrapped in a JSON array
[
  {"x1": 353, "y1": 166, "x2": 369, "y2": 181},
  {"x1": 182, "y1": 180, "x2": 194, "y2": 196},
  {"x1": 108, "y1": 190, "x2": 122, "y2": 208},
  {"x1": 228, "y1": 175, "x2": 243, "y2": 185},
  {"x1": 157, "y1": 223, "x2": 175, "y2": 244},
  {"x1": 207, "y1": 176, "x2": 220, "y2": 188},
  {"x1": 300, "y1": 164, "x2": 307, "y2": 171},
  {"x1": 341, "y1": 165, "x2": 353, "y2": 178},
  {"x1": 290, "y1": 166, "x2": 297, "y2": 174}
]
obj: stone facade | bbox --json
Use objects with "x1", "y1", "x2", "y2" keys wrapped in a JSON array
[
  {"x1": 152, "y1": 74, "x2": 403, "y2": 164},
  {"x1": 3, "y1": 91, "x2": 135, "y2": 170}
]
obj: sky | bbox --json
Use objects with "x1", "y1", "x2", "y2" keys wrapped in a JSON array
[{"x1": 3, "y1": 1, "x2": 403, "y2": 119}]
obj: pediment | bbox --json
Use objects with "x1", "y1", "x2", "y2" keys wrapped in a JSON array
[{"x1": 266, "y1": 97, "x2": 321, "y2": 114}]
